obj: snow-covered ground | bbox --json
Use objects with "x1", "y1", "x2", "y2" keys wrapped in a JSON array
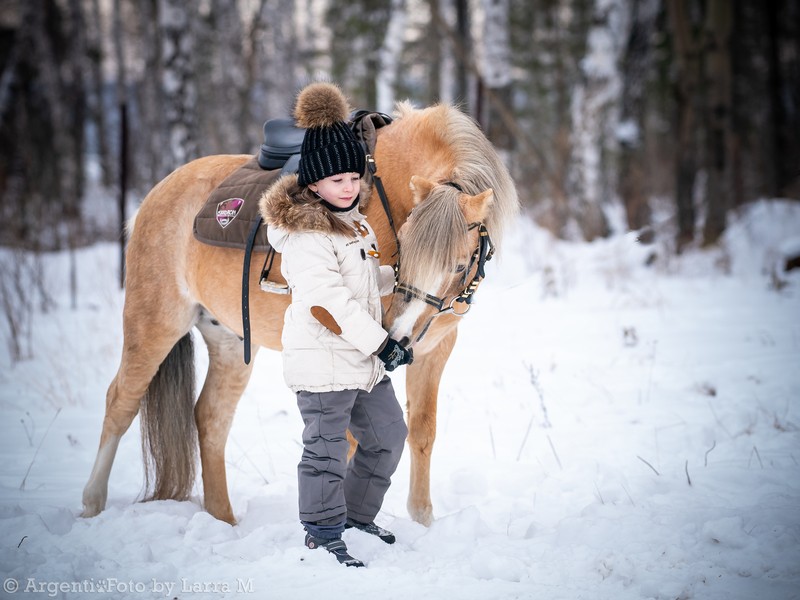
[{"x1": 1, "y1": 200, "x2": 799, "y2": 600}]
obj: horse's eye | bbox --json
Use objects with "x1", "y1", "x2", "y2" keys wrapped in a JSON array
[{"x1": 455, "y1": 264, "x2": 466, "y2": 273}]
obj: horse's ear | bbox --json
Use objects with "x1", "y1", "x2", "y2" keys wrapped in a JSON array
[
  {"x1": 409, "y1": 175, "x2": 436, "y2": 205},
  {"x1": 460, "y1": 188, "x2": 494, "y2": 222}
]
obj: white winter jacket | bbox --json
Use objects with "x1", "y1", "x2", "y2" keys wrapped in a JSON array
[{"x1": 260, "y1": 175, "x2": 396, "y2": 393}]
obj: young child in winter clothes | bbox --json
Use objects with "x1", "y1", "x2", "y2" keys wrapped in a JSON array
[{"x1": 260, "y1": 82, "x2": 412, "y2": 567}]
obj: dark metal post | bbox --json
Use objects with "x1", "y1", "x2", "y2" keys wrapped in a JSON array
[{"x1": 119, "y1": 100, "x2": 128, "y2": 289}]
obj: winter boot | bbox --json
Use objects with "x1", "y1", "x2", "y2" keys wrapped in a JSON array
[
  {"x1": 304, "y1": 533, "x2": 365, "y2": 568},
  {"x1": 345, "y1": 518, "x2": 396, "y2": 544}
]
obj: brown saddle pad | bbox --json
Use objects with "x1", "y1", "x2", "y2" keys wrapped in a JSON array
[{"x1": 193, "y1": 157, "x2": 279, "y2": 253}]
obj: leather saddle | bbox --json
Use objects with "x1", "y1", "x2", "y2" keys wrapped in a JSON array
[{"x1": 257, "y1": 118, "x2": 304, "y2": 175}]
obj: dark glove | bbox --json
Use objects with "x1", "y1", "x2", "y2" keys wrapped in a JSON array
[{"x1": 377, "y1": 338, "x2": 414, "y2": 371}]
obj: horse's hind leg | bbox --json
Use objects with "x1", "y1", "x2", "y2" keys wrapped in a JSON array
[
  {"x1": 405, "y1": 328, "x2": 458, "y2": 526},
  {"x1": 194, "y1": 311, "x2": 257, "y2": 524},
  {"x1": 81, "y1": 302, "x2": 197, "y2": 518}
]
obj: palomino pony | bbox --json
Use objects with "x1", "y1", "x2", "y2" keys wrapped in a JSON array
[{"x1": 81, "y1": 100, "x2": 519, "y2": 527}]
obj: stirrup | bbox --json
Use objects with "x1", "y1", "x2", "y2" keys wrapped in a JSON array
[{"x1": 260, "y1": 279, "x2": 290, "y2": 294}]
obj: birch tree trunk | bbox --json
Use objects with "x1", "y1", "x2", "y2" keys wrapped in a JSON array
[
  {"x1": 566, "y1": 0, "x2": 622, "y2": 240},
  {"x1": 376, "y1": 0, "x2": 407, "y2": 114},
  {"x1": 159, "y1": 0, "x2": 198, "y2": 175},
  {"x1": 428, "y1": 0, "x2": 457, "y2": 103},
  {"x1": 478, "y1": 0, "x2": 513, "y2": 151},
  {"x1": 87, "y1": 0, "x2": 114, "y2": 187},
  {"x1": 430, "y1": 0, "x2": 462, "y2": 106}
]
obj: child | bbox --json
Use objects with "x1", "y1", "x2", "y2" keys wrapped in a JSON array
[{"x1": 261, "y1": 82, "x2": 413, "y2": 567}]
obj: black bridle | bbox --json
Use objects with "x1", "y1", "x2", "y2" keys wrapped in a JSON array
[
  {"x1": 367, "y1": 157, "x2": 495, "y2": 346},
  {"x1": 395, "y1": 221, "x2": 494, "y2": 315}
]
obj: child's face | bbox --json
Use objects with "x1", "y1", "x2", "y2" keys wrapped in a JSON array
[{"x1": 309, "y1": 173, "x2": 361, "y2": 209}]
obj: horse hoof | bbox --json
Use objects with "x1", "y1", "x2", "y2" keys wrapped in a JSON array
[
  {"x1": 81, "y1": 489, "x2": 106, "y2": 518},
  {"x1": 205, "y1": 505, "x2": 237, "y2": 526},
  {"x1": 80, "y1": 501, "x2": 102, "y2": 518},
  {"x1": 408, "y1": 503, "x2": 434, "y2": 527}
]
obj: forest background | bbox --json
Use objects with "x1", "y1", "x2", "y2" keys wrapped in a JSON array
[{"x1": 0, "y1": 0, "x2": 798, "y2": 256}]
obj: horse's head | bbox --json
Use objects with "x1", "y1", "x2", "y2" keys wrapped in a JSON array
[{"x1": 384, "y1": 175, "x2": 494, "y2": 351}]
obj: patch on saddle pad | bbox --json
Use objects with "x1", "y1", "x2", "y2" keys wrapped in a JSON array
[
  {"x1": 193, "y1": 157, "x2": 280, "y2": 252},
  {"x1": 216, "y1": 197, "x2": 245, "y2": 228}
]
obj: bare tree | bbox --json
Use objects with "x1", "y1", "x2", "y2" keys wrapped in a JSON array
[
  {"x1": 0, "y1": 0, "x2": 87, "y2": 249},
  {"x1": 666, "y1": 0, "x2": 703, "y2": 250},
  {"x1": 764, "y1": 0, "x2": 800, "y2": 199},
  {"x1": 701, "y1": 0, "x2": 732, "y2": 246},
  {"x1": 194, "y1": 0, "x2": 248, "y2": 154},
  {"x1": 429, "y1": 0, "x2": 464, "y2": 106},
  {"x1": 133, "y1": 0, "x2": 167, "y2": 186},
  {"x1": 618, "y1": 0, "x2": 659, "y2": 241},
  {"x1": 251, "y1": 0, "x2": 300, "y2": 122}
]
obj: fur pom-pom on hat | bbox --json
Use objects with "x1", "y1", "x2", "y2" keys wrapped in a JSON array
[
  {"x1": 294, "y1": 82, "x2": 351, "y2": 129},
  {"x1": 294, "y1": 82, "x2": 366, "y2": 186}
]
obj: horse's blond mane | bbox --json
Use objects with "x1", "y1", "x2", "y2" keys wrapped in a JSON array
[
  {"x1": 393, "y1": 102, "x2": 519, "y2": 292},
  {"x1": 400, "y1": 186, "x2": 469, "y2": 292},
  {"x1": 438, "y1": 105, "x2": 519, "y2": 247}
]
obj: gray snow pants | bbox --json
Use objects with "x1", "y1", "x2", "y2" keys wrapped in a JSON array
[{"x1": 296, "y1": 376, "x2": 408, "y2": 527}]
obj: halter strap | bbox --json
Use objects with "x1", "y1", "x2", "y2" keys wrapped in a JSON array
[
  {"x1": 395, "y1": 282, "x2": 445, "y2": 310},
  {"x1": 403, "y1": 222, "x2": 495, "y2": 347}
]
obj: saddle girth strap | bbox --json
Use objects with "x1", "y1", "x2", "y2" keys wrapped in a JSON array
[{"x1": 241, "y1": 215, "x2": 263, "y2": 364}]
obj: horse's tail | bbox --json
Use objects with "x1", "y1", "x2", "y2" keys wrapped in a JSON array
[{"x1": 140, "y1": 332, "x2": 197, "y2": 502}]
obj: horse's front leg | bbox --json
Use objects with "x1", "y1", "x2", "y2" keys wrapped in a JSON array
[{"x1": 405, "y1": 328, "x2": 457, "y2": 526}]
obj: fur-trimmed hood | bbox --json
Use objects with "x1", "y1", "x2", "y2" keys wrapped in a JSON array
[{"x1": 259, "y1": 173, "x2": 370, "y2": 246}]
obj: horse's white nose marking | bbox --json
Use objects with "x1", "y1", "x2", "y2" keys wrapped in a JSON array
[{"x1": 389, "y1": 299, "x2": 427, "y2": 342}]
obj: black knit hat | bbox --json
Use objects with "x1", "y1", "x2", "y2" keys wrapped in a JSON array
[
  {"x1": 297, "y1": 121, "x2": 365, "y2": 186},
  {"x1": 294, "y1": 83, "x2": 366, "y2": 187}
]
